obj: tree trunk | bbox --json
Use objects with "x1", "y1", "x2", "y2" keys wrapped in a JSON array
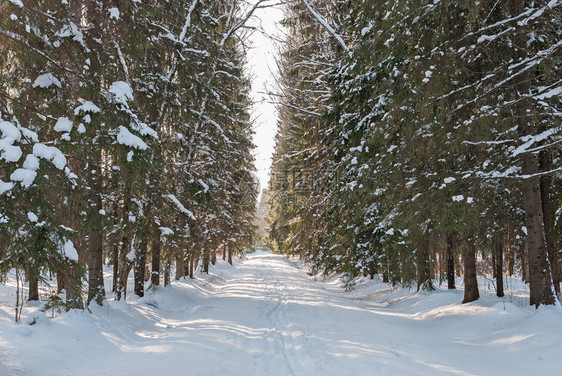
[
  {"x1": 116, "y1": 238, "x2": 131, "y2": 300},
  {"x1": 28, "y1": 270, "x2": 39, "y2": 301},
  {"x1": 227, "y1": 244, "x2": 233, "y2": 265},
  {"x1": 65, "y1": 264, "x2": 83, "y2": 311},
  {"x1": 116, "y1": 188, "x2": 132, "y2": 300},
  {"x1": 175, "y1": 256, "x2": 185, "y2": 280},
  {"x1": 511, "y1": 0, "x2": 555, "y2": 307},
  {"x1": 521, "y1": 240, "x2": 530, "y2": 283},
  {"x1": 85, "y1": 0, "x2": 106, "y2": 308},
  {"x1": 164, "y1": 249, "x2": 171, "y2": 287},
  {"x1": 222, "y1": 244, "x2": 226, "y2": 261},
  {"x1": 189, "y1": 256, "x2": 195, "y2": 279},
  {"x1": 446, "y1": 235, "x2": 455, "y2": 289},
  {"x1": 56, "y1": 267, "x2": 66, "y2": 292},
  {"x1": 506, "y1": 231, "x2": 514, "y2": 277},
  {"x1": 462, "y1": 241, "x2": 479, "y2": 304},
  {"x1": 368, "y1": 261, "x2": 376, "y2": 280},
  {"x1": 134, "y1": 239, "x2": 147, "y2": 297},
  {"x1": 495, "y1": 236, "x2": 504, "y2": 298},
  {"x1": 203, "y1": 250, "x2": 210, "y2": 274},
  {"x1": 211, "y1": 248, "x2": 217, "y2": 265},
  {"x1": 112, "y1": 243, "x2": 119, "y2": 293},
  {"x1": 539, "y1": 151, "x2": 560, "y2": 295},
  {"x1": 183, "y1": 256, "x2": 189, "y2": 277},
  {"x1": 491, "y1": 246, "x2": 497, "y2": 280},
  {"x1": 88, "y1": 226, "x2": 105, "y2": 306},
  {"x1": 416, "y1": 236, "x2": 431, "y2": 291},
  {"x1": 151, "y1": 236, "x2": 161, "y2": 286}
]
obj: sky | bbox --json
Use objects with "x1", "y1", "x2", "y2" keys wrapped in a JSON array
[{"x1": 246, "y1": 1, "x2": 284, "y2": 194}]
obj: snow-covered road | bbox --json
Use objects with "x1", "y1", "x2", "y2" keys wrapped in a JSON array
[{"x1": 2, "y1": 252, "x2": 562, "y2": 375}]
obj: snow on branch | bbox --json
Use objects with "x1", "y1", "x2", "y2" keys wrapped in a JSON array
[
  {"x1": 164, "y1": 194, "x2": 196, "y2": 220},
  {"x1": 301, "y1": 0, "x2": 351, "y2": 57}
]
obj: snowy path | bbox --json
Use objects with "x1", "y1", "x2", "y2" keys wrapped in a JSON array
[{"x1": 2, "y1": 252, "x2": 562, "y2": 375}]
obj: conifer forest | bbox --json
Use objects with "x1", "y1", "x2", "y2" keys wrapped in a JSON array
[{"x1": 1, "y1": 1, "x2": 561, "y2": 375}]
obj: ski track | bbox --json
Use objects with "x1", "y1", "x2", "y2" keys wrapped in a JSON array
[{"x1": 1, "y1": 252, "x2": 562, "y2": 375}]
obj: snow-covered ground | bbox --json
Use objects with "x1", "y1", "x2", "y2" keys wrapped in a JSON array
[{"x1": 1, "y1": 252, "x2": 562, "y2": 375}]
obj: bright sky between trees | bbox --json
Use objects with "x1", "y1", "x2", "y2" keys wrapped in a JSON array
[{"x1": 247, "y1": 1, "x2": 284, "y2": 193}]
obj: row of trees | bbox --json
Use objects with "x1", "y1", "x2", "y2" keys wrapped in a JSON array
[
  {"x1": 1, "y1": 0, "x2": 262, "y2": 313},
  {"x1": 268, "y1": 0, "x2": 562, "y2": 306}
]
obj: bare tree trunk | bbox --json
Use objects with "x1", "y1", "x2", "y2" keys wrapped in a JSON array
[
  {"x1": 495, "y1": 236, "x2": 504, "y2": 298},
  {"x1": 511, "y1": 0, "x2": 555, "y2": 307},
  {"x1": 540, "y1": 151, "x2": 560, "y2": 295},
  {"x1": 183, "y1": 255, "x2": 189, "y2": 277},
  {"x1": 134, "y1": 239, "x2": 147, "y2": 297},
  {"x1": 521, "y1": 240, "x2": 530, "y2": 283},
  {"x1": 203, "y1": 250, "x2": 210, "y2": 274},
  {"x1": 175, "y1": 256, "x2": 185, "y2": 280},
  {"x1": 116, "y1": 239, "x2": 131, "y2": 300},
  {"x1": 211, "y1": 248, "x2": 217, "y2": 265},
  {"x1": 506, "y1": 230, "x2": 514, "y2": 276},
  {"x1": 446, "y1": 235, "x2": 456, "y2": 289},
  {"x1": 112, "y1": 244, "x2": 119, "y2": 293},
  {"x1": 65, "y1": 264, "x2": 83, "y2": 311},
  {"x1": 189, "y1": 256, "x2": 195, "y2": 279},
  {"x1": 227, "y1": 244, "x2": 233, "y2": 265},
  {"x1": 116, "y1": 188, "x2": 132, "y2": 300},
  {"x1": 87, "y1": 175, "x2": 105, "y2": 306},
  {"x1": 368, "y1": 261, "x2": 376, "y2": 280},
  {"x1": 164, "y1": 249, "x2": 171, "y2": 287},
  {"x1": 416, "y1": 236, "x2": 431, "y2": 291},
  {"x1": 57, "y1": 267, "x2": 66, "y2": 292},
  {"x1": 28, "y1": 270, "x2": 39, "y2": 301},
  {"x1": 151, "y1": 236, "x2": 161, "y2": 286},
  {"x1": 462, "y1": 241, "x2": 479, "y2": 304},
  {"x1": 222, "y1": 244, "x2": 226, "y2": 261}
]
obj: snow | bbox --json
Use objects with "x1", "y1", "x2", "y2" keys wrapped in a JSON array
[
  {"x1": 198, "y1": 179, "x2": 209, "y2": 193},
  {"x1": 452, "y1": 194, "x2": 464, "y2": 202},
  {"x1": 32, "y1": 73, "x2": 62, "y2": 89},
  {"x1": 1, "y1": 253, "x2": 562, "y2": 375},
  {"x1": 8, "y1": 0, "x2": 23, "y2": 7},
  {"x1": 116, "y1": 126, "x2": 148, "y2": 150},
  {"x1": 27, "y1": 212, "x2": 38, "y2": 222},
  {"x1": 109, "y1": 81, "x2": 132, "y2": 105},
  {"x1": 74, "y1": 101, "x2": 101, "y2": 115},
  {"x1": 535, "y1": 85, "x2": 562, "y2": 100},
  {"x1": 0, "y1": 121, "x2": 23, "y2": 163},
  {"x1": 159, "y1": 226, "x2": 174, "y2": 236},
  {"x1": 0, "y1": 121, "x2": 22, "y2": 142},
  {"x1": 10, "y1": 168, "x2": 37, "y2": 187},
  {"x1": 54, "y1": 117, "x2": 73, "y2": 133},
  {"x1": 56, "y1": 23, "x2": 84, "y2": 46},
  {"x1": 33, "y1": 143, "x2": 66, "y2": 170},
  {"x1": 108, "y1": 7, "x2": 120, "y2": 20},
  {"x1": 164, "y1": 194, "x2": 196, "y2": 220},
  {"x1": 23, "y1": 155, "x2": 40, "y2": 171},
  {"x1": 0, "y1": 180, "x2": 14, "y2": 195},
  {"x1": 61, "y1": 240, "x2": 78, "y2": 261}
]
